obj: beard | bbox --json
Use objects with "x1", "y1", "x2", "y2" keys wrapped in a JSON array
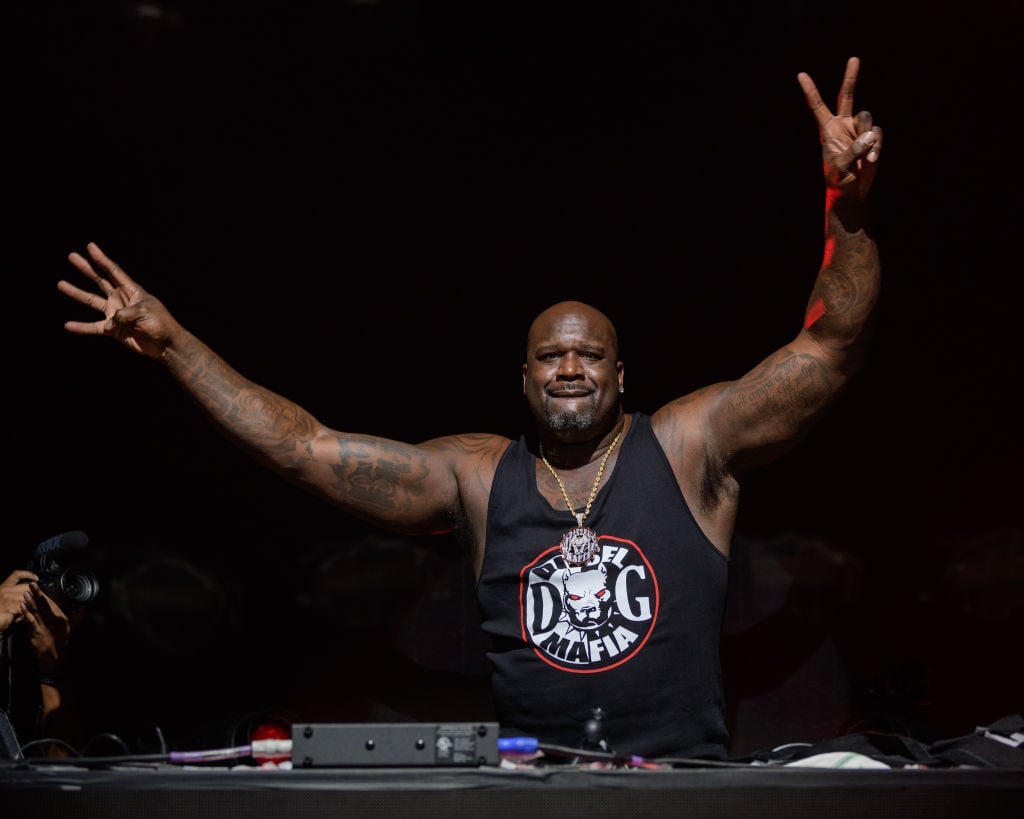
[{"x1": 545, "y1": 408, "x2": 594, "y2": 432}]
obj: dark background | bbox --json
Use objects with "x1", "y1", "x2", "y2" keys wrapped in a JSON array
[{"x1": 6, "y1": 1, "x2": 1022, "y2": 756}]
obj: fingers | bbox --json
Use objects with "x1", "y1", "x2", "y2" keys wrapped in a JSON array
[
  {"x1": 797, "y1": 56, "x2": 861, "y2": 128},
  {"x1": 67, "y1": 250, "x2": 112, "y2": 295},
  {"x1": 851, "y1": 107, "x2": 881, "y2": 164},
  {"x1": 57, "y1": 279, "x2": 107, "y2": 312},
  {"x1": 1, "y1": 569, "x2": 38, "y2": 589},
  {"x1": 836, "y1": 56, "x2": 860, "y2": 118},
  {"x1": 18, "y1": 583, "x2": 41, "y2": 625},
  {"x1": 836, "y1": 127, "x2": 882, "y2": 186},
  {"x1": 797, "y1": 70, "x2": 830, "y2": 127},
  {"x1": 65, "y1": 242, "x2": 137, "y2": 294},
  {"x1": 60, "y1": 242, "x2": 145, "y2": 337},
  {"x1": 863, "y1": 121, "x2": 882, "y2": 164},
  {"x1": 21, "y1": 582, "x2": 62, "y2": 622},
  {"x1": 849, "y1": 127, "x2": 882, "y2": 167},
  {"x1": 31, "y1": 585, "x2": 64, "y2": 621},
  {"x1": 58, "y1": 278, "x2": 114, "y2": 336},
  {"x1": 85, "y1": 242, "x2": 134, "y2": 289},
  {"x1": 62, "y1": 316, "x2": 113, "y2": 337}
]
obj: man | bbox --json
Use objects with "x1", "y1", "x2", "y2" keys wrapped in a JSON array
[
  {"x1": 56, "y1": 57, "x2": 881, "y2": 760},
  {"x1": 0, "y1": 570, "x2": 83, "y2": 757}
]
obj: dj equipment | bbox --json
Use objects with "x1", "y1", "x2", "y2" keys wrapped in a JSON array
[{"x1": 290, "y1": 722, "x2": 500, "y2": 767}]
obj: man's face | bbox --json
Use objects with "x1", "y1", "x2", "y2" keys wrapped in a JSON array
[{"x1": 523, "y1": 304, "x2": 622, "y2": 437}]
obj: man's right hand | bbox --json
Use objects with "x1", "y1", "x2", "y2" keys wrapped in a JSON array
[{"x1": 58, "y1": 242, "x2": 185, "y2": 360}]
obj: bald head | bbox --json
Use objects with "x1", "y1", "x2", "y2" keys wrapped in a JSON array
[{"x1": 526, "y1": 301, "x2": 619, "y2": 362}]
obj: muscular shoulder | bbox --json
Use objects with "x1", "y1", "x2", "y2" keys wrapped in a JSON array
[
  {"x1": 649, "y1": 384, "x2": 724, "y2": 460},
  {"x1": 420, "y1": 432, "x2": 512, "y2": 467},
  {"x1": 649, "y1": 385, "x2": 739, "y2": 531},
  {"x1": 420, "y1": 432, "x2": 512, "y2": 506}
]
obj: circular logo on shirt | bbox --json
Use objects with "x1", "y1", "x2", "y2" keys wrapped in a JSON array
[{"x1": 519, "y1": 535, "x2": 659, "y2": 672}]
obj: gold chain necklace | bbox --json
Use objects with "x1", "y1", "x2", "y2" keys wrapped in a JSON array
[{"x1": 539, "y1": 420, "x2": 625, "y2": 566}]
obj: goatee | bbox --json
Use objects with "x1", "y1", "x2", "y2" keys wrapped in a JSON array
[{"x1": 546, "y1": 409, "x2": 593, "y2": 432}]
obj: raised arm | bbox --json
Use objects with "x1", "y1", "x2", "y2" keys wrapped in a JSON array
[
  {"x1": 650, "y1": 57, "x2": 882, "y2": 554},
  {"x1": 711, "y1": 55, "x2": 882, "y2": 472},
  {"x1": 56, "y1": 244, "x2": 482, "y2": 538}
]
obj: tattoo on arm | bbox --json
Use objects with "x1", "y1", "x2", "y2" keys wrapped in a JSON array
[
  {"x1": 342, "y1": 457, "x2": 414, "y2": 510},
  {"x1": 328, "y1": 437, "x2": 432, "y2": 515},
  {"x1": 730, "y1": 351, "x2": 838, "y2": 443}
]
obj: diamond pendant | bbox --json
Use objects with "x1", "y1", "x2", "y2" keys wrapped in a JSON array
[{"x1": 560, "y1": 524, "x2": 600, "y2": 566}]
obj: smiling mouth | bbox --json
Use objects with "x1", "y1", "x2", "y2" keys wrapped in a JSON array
[{"x1": 548, "y1": 387, "x2": 592, "y2": 398}]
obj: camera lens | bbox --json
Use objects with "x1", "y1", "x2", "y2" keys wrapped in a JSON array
[{"x1": 60, "y1": 569, "x2": 99, "y2": 605}]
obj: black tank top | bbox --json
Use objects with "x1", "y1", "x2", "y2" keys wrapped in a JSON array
[{"x1": 478, "y1": 412, "x2": 730, "y2": 760}]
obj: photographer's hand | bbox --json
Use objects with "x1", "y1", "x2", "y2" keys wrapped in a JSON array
[
  {"x1": 18, "y1": 580, "x2": 83, "y2": 757},
  {"x1": 20, "y1": 583, "x2": 72, "y2": 676},
  {"x1": 0, "y1": 569, "x2": 38, "y2": 633}
]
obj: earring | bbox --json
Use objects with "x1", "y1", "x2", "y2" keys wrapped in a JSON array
[{"x1": 618, "y1": 386, "x2": 624, "y2": 394}]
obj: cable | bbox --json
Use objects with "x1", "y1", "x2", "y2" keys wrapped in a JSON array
[
  {"x1": 497, "y1": 737, "x2": 653, "y2": 767},
  {"x1": 15, "y1": 739, "x2": 295, "y2": 768},
  {"x1": 536, "y1": 741, "x2": 651, "y2": 767},
  {"x1": 497, "y1": 737, "x2": 754, "y2": 769}
]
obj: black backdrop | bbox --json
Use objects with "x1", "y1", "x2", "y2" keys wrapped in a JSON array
[{"x1": 6, "y1": 2, "x2": 1022, "y2": 756}]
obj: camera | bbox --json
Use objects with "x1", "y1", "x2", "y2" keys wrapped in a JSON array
[{"x1": 26, "y1": 531, "x2": 100, "y2": 615}]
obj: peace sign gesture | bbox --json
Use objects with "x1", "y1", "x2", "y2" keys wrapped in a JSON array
[{"x1": 798, "y1": 56, "x2": 882, "y2": 197}]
